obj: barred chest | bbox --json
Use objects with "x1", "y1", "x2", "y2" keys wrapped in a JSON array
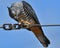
[{"x1": 17, "y1": 12, "x2": 35, "y2": 25}]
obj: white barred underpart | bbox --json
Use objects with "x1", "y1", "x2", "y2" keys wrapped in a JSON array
[{"x1": 10, "y1": 1, "x2": 34, "y2": 25}]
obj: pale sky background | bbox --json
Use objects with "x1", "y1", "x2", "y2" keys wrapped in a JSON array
[{"x1": 0, "y1": 0, "x2": 60, "y2": 48}]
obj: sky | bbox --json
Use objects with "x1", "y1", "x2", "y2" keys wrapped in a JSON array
[{"x1": 0, "y1": 0, "x2": 60, "y2": 48}]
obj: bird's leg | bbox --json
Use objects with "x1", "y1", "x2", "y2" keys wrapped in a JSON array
[{"x1": 19, "y1": 19, "x2": 30, "y2": 28}]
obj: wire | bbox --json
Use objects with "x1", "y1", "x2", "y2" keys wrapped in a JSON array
[
  {"x1": 0, "y1": 26, "x2": 3, "y2": 28},
  {"x1": 42, "y1": 24, "x2": 60, "y2": 27},
  {"x1": 0, "y1": 24, "x2": 60, "y2": 28},
  {"x1": 37, "y1": 24, "x2": 60, "y2": 27},
  {"x1": 0, "y1": 24, "x2": 60, "y2": 30},
  {"x1": 21, "y1": 0, "x2": 25, "y2": 1},
  {"x1": 29, "y1": 24, "x2": 60, "y2": 27}
]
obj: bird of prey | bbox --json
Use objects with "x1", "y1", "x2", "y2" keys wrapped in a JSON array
[{"x1": 8, "y1": 1, "x2": 50, "y2": 47}]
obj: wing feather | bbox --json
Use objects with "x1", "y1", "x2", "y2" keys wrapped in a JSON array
[{"x1": 22, "y1": 1, "x2": 50, "y2": 47}]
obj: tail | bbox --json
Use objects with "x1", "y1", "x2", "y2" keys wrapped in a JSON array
[
  {"x1": 29, "y1": 26, "x2": 50, "y2": 47},
  {"x1": 38, "y1": 33, "x2": 50, "y2": 47}
]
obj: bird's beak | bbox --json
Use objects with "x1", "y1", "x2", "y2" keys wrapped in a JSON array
[
  {"x1": 7, "y1": 6, "x2": 10, "y2": 10},
  {"x1": 7, "y1": 6, "x2": 10, "y2": 8}
]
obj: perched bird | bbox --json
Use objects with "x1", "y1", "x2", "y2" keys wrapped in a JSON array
[{"x1": 8, "y1": 1, "x2": 50, "y2": 47}]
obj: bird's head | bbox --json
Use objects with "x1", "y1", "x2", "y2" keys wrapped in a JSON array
[{"x1": 8, "y1": 2, "x2": 23, "y2": 20}]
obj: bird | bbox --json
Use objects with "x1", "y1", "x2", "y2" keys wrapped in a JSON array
[{"x1": 8, "y1": 1, "x2": 50, "y2": 47}]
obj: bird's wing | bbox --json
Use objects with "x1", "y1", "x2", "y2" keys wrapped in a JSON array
[{"x1": 22, "y1": 1, "x2": 50, "y2": 47}]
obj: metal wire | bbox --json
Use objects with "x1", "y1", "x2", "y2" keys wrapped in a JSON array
[
  {"x1": 0, "y1": 24, "x2": 60, "y2": 30},
  {"x1": 21, "y1": 0, "x2": 25, "y2": 1},
  {"x1": 29, "y1": 24, "x2": 60, "y2": 27},
  {"x1": 39, "y1": 24, "x2": 60, "y2": 27},
  {"x1": 0, "y1": 25, "x2": 3, "y2": 28},
  {"x1": 0, "y1": 24, "x2": 60, "y2": 28}
]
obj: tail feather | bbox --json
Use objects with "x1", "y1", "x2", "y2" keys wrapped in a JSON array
[
  {"x1": 38, "y1": 34, "x2": 50, "y2": 47},
  {"x1": 30, "y1": 26, "x2": 50, "y2": 47}
]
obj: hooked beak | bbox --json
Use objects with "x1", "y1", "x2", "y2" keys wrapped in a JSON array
[{"x1": 7, "y1": 6, "x2": 10, "y2": 10}]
